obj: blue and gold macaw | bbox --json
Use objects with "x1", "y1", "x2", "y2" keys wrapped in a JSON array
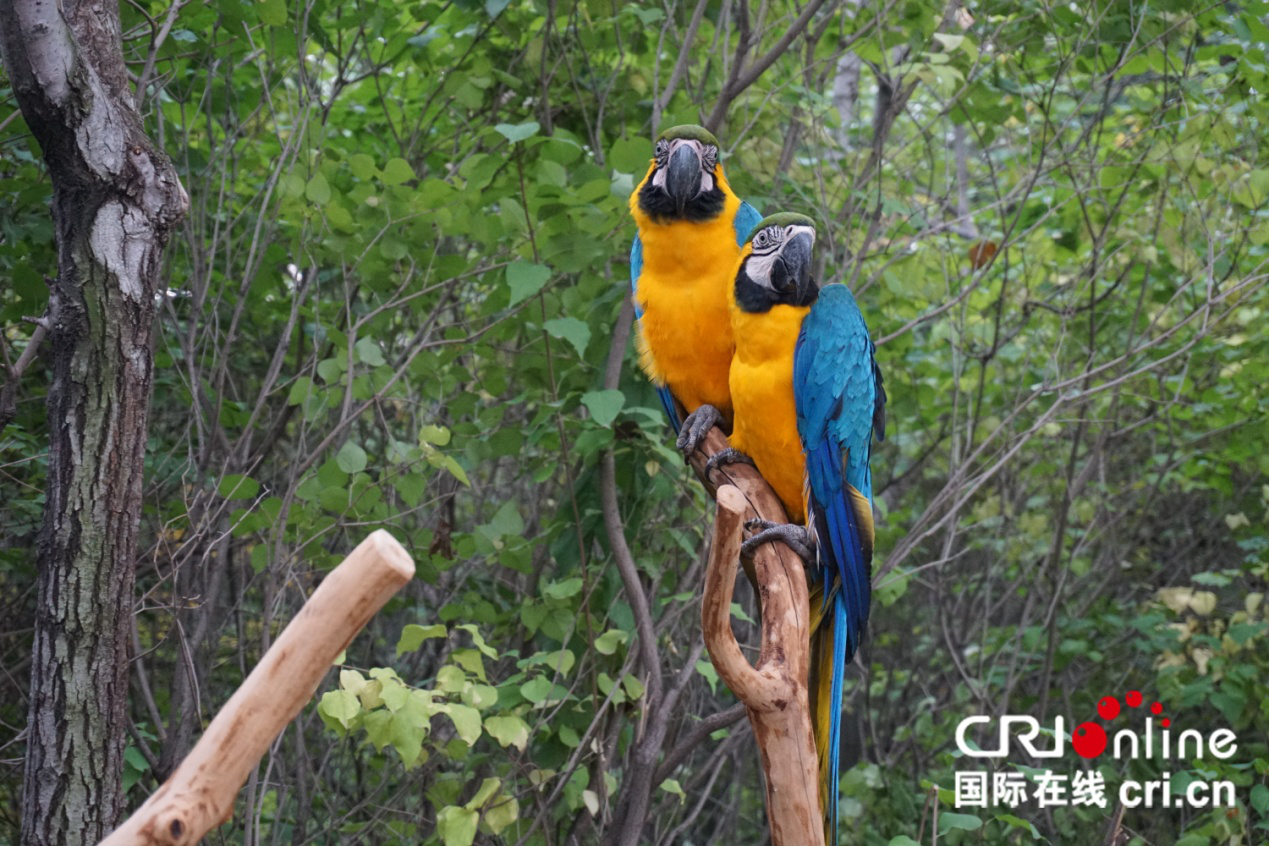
[
  {"x1": 629, "y1": 124, "x2": 762, "y2": 451},
  {"x1": 709, "y1": 212, "x2": 886, "y2": 842}
]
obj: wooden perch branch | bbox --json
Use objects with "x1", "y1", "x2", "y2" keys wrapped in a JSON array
[
  {"x1": 100, "y1": 530, "x2": 415, "y2": 846},
  {"x1": 691, "y1": 430, "x2": 824, "y2": 846}
]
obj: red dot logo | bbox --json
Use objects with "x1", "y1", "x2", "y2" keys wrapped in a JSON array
[
  {"x1": 1097, "y1": 696, "x2": 1121, "y2": 721},
  {"x1": 1150, "y1": 702, "x2": 1163, "y2": 715},
  {"x1": 1126, "y1": 690, "x2": 1143, "y2": 708},
  {"x1": 1162, "y1": 718, "x2": 1171, "y2": 728},
  {"x1": 1072, "y1": 722, "x2": 1107, "y2": 759}
]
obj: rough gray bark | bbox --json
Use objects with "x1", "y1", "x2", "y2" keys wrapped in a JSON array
[
  {"x1": 831, "y1": 52, "x2": 862, "y2": 147},
  {"x1": 830, "y1": 0, "x2": 863, "y2": 150},
  {"x1": 0, "y1": 0, "x2": 188, "y2": 843}
]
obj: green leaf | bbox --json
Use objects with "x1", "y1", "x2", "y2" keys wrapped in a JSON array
[
  {"x1": 995, "y1": 814, "x2": 1040, "y2": 837},
  {"x1": 257, "y1": 0, "x2": 286, "y2": 26},
  {"x1": 534, "y1": 648, "x2": 576, "y2": 675},
  {"x1": 355, "y1": 337, "x2": 386, "y2": 366},
  {"x1": 463, "y1": 683, "x2": 499, "y2": 710},
  {"x1": 379, "y1": 677, "x2": 410, "y2": 711},
  {"x1": 543, "y1": 577, "x2": 583, "y2": 600},
  {"x1": 451, "y1": 648, "x2": 487, "y2": 681},
  {"x1": 888, "y1": 838, "x2": 922, "y2": 846},
  {"x1": 336, "y1": 441, "x2": 367, "y2": 473},
  {"x1": 581, "y1": 390, "x2": 625, "y2": 427},
  {"x1": 483, "y1": 795, "x2": 519, "y2": 834},
  {"x1": 318, "y1": 689, "x2": 361, "y2": 729},
  {"x1": 317, "y1": 357, "x2": 343, "y2": 384},
  {"x1": 389, "y1": 709, "x2": 426, "y2": 767},
  {"x1": 939, "y1": 812, "x2": 983, "y2": 831},
  {"x1": 466, "y1": 777, "x2": 502, "y2": 810},
  {"x1": 306, "y1": 173, "x2": 331, "y2": 205},
  {"x1": 349, "y1": 153, "x2": 376, "y2": 180},
  {"x1": 506, "y1": 261, "x2": 551, "y2": 306},
  {"x1": 480, "y1": 500, "x2": 524, "y2": 539},
  {"x1": 420, "y1": 424, "x2": 452, "y2": 446},
  {"x1": 455, "y1": 623, "x2": 499, "y2": 658},
  {"x1": 218, "y1": 474, "x2": 260, "y2": 500},
  {"x1": 437, "y1": 454, "x2": 470, "y2": 486},
  {"x1": 363, "y1": 709, "x2": 393, "y2": 751},
  {"x1": 520, "y1": 676, "x2": 552, "y2": 703},
  {"x1": 484, "y1": 715, "x2": 530, "y2": 751},
  {"x1": 544, "y1": 317, "x2": 591, "y2": 356},
  {"x1": 397, "y1": 624, "x2": 447, "y2": 655},
  {"x1": 622, "y1": 674, "x2": 645, "y2": 700},
  {"x1": 1251, "y1": 783, "x2": 1269, "y2": 813},
  {"x1": 660, "y1": 778, "x2": 686, "y2": 804},
  {"x1": 495, "y1": 121, "x2": 540, "y2": 143},
  {"x1": 339, "y1": 668, "x2": 367, "y2": 694},
  {"x1": 436, "y1": 805, "x2": 478, "y2": 846},
  {"x1": 287, "y1": 376, "x2": 313, "y2": 406},
  {"x1": 695, "y1": 658, "x2": 718, "y2": 693},
  {"x1": 124, "y1": 745, "x2": 149, "y2": 770},
  {"x1": 594, "y1": 629, "x2": 629, "y2": 655},
  {"x1": 381, "y1": 157, "x2": 415, "y2": 185},
  {"x1": 441, "y1": 703, "x2": 483, "y2": 745}
]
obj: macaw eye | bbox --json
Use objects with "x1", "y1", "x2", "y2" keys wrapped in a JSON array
[
  {"x1": 754, "y1": 232, "x2": 767, "y2": 247},
  {"x1": 654, "y1": 140, "x2": 668, "y2": 162},
  {"x1": 702, "y1": 145, "x2": 718, "y2": 170}
]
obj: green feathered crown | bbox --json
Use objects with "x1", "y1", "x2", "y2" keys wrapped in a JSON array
[
  {"x1": 657, "y1": 124, "x2": 720, "y2": 146},
  {"x1": 747, "y1": 212, "x2": 817, "y2": 243}
]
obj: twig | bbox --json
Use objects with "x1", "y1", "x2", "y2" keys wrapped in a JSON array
[{"x1": 0, "y1": 321, "x2": 47, "y2": 436}]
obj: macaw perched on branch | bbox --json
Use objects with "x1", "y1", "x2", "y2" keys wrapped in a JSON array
[
  {"x1": 629, "y1": 124, "x2": 762, "y2": 451},
  {"x1": 710, "y1": 212, "x2": 886, "y2": 843}
]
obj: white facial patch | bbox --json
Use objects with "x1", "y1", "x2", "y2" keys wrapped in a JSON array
[{"x1": 747, "y1": 224, "x2": 816, "y2": 289}]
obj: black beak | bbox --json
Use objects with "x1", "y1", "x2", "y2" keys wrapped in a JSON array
[
  {"x1": 773, "y1": 232, "x2": 816, "y2": 304},
  {"x1": 665, "y1": 143, "x2": 702, "y2": 213}
]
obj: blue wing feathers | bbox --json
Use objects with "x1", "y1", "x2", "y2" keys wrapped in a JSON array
[
  {"x1": 630, "y1": 234, "x2": 644, "y2": 319},
  {"x1": 795, "y1": 284, "x2": 881, "y2": 841},
  {"x1": 733, "y1": 201, "x2": 763, "y2": 246}
]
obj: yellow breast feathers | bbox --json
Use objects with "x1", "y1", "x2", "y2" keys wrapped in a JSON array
[
  {"x1": 630, "y1": 164, "x2": 743, "y2": 418},
  {"x1": 728, "y1": 297, "x2": 811, "y2": 523}
]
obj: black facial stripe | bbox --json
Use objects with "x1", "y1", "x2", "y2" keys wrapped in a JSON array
[
  {"x1": 637, "y1": 179, "x2": 725, "y2": 223},
  {"x1": 734, "y1": 261, "x2": 778, "y2": 313},
  {"x1": 734, "y1": 256, "x2": 820, "y2": 312}
]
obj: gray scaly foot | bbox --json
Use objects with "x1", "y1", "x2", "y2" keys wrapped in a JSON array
[
  {"x1": 741, "y1": 519, "x2": 816, "y2": 565},
  {"x1": 677, "y1": 403, "x2": 722, "y2": 456},
  {"x1": 703, "y1": 447, "x2": 756, "y2": 483}
]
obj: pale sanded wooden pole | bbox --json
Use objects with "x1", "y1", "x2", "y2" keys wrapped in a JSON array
[
  {"x1": 100, "y1": 530, "x2": 414, "y2": 846},
  {"x1": 690, "y1": 431, "x2": 824, "y2": 846}
]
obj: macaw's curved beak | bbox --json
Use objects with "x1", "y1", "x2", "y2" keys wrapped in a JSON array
[
  {"x1": 773, "y1": 231, "x2": 816, "y2": 304},
  {"x1": 665, "y1": 142, "x2": 703, "y2": 213}
]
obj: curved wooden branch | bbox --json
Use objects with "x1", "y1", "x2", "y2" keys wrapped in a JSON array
[
  {"x1": 701, "y1": 486, "x2": 764, "y2": 701},
  {"x1": 696, "y1": 441, "x2": 824, "y2": 846},
  {"x1": 99, "y1": 531, "x2": 415, "y2": 846}
]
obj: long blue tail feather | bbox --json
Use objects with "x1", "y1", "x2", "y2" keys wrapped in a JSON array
[
  {"x1": 828, "y1": 595, "x2": 849, "y2": 842},
  {"x1": 656, "y1": 385, "x2": 682, "y2": 434}
]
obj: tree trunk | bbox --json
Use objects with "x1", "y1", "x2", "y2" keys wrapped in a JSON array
[{"x1": 0, "y1": 1, "x2": 188, "y2": 843}]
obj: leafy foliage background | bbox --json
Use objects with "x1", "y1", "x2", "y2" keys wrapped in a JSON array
[{"x1": 2, "y1": 0, "x2": 1268, "y2": 843}]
